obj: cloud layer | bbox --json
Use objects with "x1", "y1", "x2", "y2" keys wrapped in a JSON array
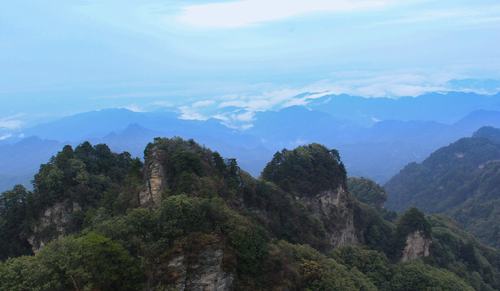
[
  {"x1": 1, "y1": 0, "x2": 499, "y2": 131},
  {"x1": 178, "y1": 0, "x2": 396, "y2": 28},
  {"x1": 173, "y1": 73, "x2": 500, "y2": 129},
  {"x1": 0, "y1": 115, "x2": 24, "y2": 130}
]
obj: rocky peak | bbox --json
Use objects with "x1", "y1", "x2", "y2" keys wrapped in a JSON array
[
  {"x1": 138, "y1": 137, "x2": 242, "y2": 207},
  {"x1": 20, "y1": 141, "x2": 141, "y2": 253},
  {"x1": 139, "y1": 144, "x2": 167, "y2": 206},
  {"x1": 307, "y1": 186, "x2": 358, "y2": 247},
  {"x1": 28, "y1": 200, "x2": 81, "y2": 253},
  {"x1": 165, "y1": 245, "x2": 233, "y2": 291},
  {"x1": 395, "y1": 208, "x2": 432, "y2": 262},
  {"x1": 401, "y1": 231, "x2": 431, "y2": 262},
  {"x1": 150, "y1": 234, "x2": 234, "y2": 291},
  {"x1": 262, "y1": 144, "x2": 358, "y2": 248}
]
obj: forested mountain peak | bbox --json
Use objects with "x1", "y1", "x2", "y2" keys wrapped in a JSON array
[
  {"x1": 1, "y1": 138, "x2": 500, "y2": 290},
  {"x1": 262, "y1": 143, "x2": 347, "y2": 197},
  {"x1": 138, "y1": 137, "x2": 242, "y2": 207},
  {"x1": 386, "y1": 130, "x2": 500, "y2": 213},
  {"x1": 473, "y1": 126, "x2": 500, "y2": 144},
  {"x1": 347, "y1": 177, "x2": 388, "y2": 209}
]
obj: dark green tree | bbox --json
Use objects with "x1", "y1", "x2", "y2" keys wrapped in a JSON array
[{"x1": 262, "y1": 144, "x2": 347, "y2": 197}]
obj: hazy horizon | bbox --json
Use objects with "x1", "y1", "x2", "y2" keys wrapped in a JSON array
[{"x1": 2, "y1": 0, "x2": 500, "y2": 129}]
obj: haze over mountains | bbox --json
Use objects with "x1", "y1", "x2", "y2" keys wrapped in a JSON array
[
  {"x1": 2, "y1": 91, "x2": 500, "y2": 192},
  {"x1": 3, "y1": 1, "x2": 500, "y2": 288}
]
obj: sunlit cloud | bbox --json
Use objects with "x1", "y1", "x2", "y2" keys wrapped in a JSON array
[
  {"x1": 175, "y1": 71, "x2": 500, "y2": 129},
  {"x1": 177, "y1": 0, "x2": 396, "y2": 28}
]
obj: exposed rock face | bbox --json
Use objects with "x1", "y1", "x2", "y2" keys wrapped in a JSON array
[
  {"x1": 301, "y1": 186, "x2": 358, "y2": 248},
  {"x1": 139, "y1": 145, "x2": 167, "y2": 206},
  {"x1": 401, "y1": 231, "x2": 431, "y2": 262},
  {"x1": 28, "y1": 201, "x2": 81, "y2": 253},
  {"x1": 161, "y1": 238, "x2": 233, "y2": 291},
  {"x1": 261, "y1": 144, "x2": 359, "y2": 249}
]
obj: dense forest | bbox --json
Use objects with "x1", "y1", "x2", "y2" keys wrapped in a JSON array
[
  {"x1": 1, "y1": 138, "x2": 500, "y2": 290},
  {"x1": 386, "y1": 126, "x2": 500, "y2": 248}
]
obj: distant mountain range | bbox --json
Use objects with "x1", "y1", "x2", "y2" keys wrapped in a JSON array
[
  {"x1": 306, "y1": 91, "x2": 500, "y2": 125},
  {"x1": 2, "y1": 91, "x2": 500, "y2": 192}
]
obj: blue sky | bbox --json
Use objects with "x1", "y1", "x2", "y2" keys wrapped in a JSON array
[{"x1": 1, "y1": 0, "x2": 500, "y2": 129}]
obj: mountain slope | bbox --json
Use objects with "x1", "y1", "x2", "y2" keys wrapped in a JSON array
[
  {"x1": 1, "y1": 138, "x2": 500, "y2": 290},
  {"x1": 385, "y1": 126, "x2": 500, "y2": 248},
  {"x1": 0, "y1": 137, "x2": 64, "y2": 190}
]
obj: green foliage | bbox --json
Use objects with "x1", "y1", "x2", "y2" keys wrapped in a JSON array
[
  {"x1": 450, "y1": 161, "x2": 500, "y2": 248},
  {"x1": 353, "y1": 202, "x2": 395, "y2": 255},
  {"x1": 262, "y1": 143, "x2": 347, "y2": 197},
  {"x1": 348, "y1": 177, "x2": 388, "y2": 208},
  {"x1": 393, "y1": 208, "x2": 431, "y2": 259},
  {"x1": 0, "y1": 185, "x2": 32, "y2": 260},
  {"x1": 144, "y1": 138, "x2": 241, "y2": 199},
  {"x1": 0, "y1": 232, "x2": 142, "y2": 291},
  {"x1": 33, "y1": 142, "x2": 142, "y2": 213},
  {"x1": 0, "y1": 142, "x2": 143, "y2": 260},
  {"x1": 92, "y1": 194, "x2": 268, "y2": 285},
  {"x1": 389, "y1": 261, "x2": 474, "y2": 291},
  {"x1": 396, "y1": 208, "x2": 431, "y2": 238},
  {"x1": 331, "y1": 246, "x2": 392, "y2": 289},
  {"x1": 241, "y1": 178, "x2": 329, "y2": 250},
  {"x1": 0, "y1": 255, "x2": 56, "y2": 291},
  {"x1": 427, "y1": 215, "x2": 500, "y2": 290},
  {"x1": 274, "y1": 241, "x2": 377, "y2": 291},
  {"x1": 2, "y1": 139, "x2": 500, "y2": 290}
]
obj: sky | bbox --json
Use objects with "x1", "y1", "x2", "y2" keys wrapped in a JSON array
[{"x1": 1, "y1": 0, "x2": 500, "y2": 129}]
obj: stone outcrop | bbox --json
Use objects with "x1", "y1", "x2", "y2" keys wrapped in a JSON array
[
  {"x1": 300, "y1": 185, "x2": 358, "y2": 248},
  {"x1": 260, "y1": 144, "x2": 359, "y2": 249},
  {"x1": 139, "y1": 145, "x2": 167, "y2": 206},
  {"x1": 28, "y1": 201, "x2": 81, "y2": 253},
  {"x1": 159, "y1": 236, "x2": 233, "y2": 291},
  {"x1": 401, "y1": 231, "x2": 431, "y2": 262},
  {"x1": 166, "y1": 248, "x2": 233, "y2": 291}
]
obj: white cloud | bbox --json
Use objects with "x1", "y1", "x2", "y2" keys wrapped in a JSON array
[
  {"x1": 336, "y1": 74, "x2": 448, "y2": 97},
  {"x1": 179, "y1": 105, "x2": 207, "y2": 120},
  {"x1": 175, "y1": 70, "x2": 500, "y2": 129},
  {"x1": 0, "y1": 115, "x2": 24, "y2": 130},
  {"x1": 121, "y1": 104, "x2": 145, "y2": 112},
  {"x1": 233, "y1": 110, "x2": 254, "y2": 122},
  {"x1": 177, "y1": 0, "x2": 396, "y2": 28},
  {"x1": 192, "y1": 100, "x2": 216, "y2": 108},
  {"x1": 0, "y1": 134, "x2": 12, "y2": 141}
]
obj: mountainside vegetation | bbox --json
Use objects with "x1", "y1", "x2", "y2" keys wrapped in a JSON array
[
  {"x1": 1, "y1": 137, "x2": 500, "y2": 290},
  {"x1": 386, "y1": 126, "x2": 500, "y2": 249},
  {"x1": 348, "y1": 177, "x2": 388, "y2": 209}
]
